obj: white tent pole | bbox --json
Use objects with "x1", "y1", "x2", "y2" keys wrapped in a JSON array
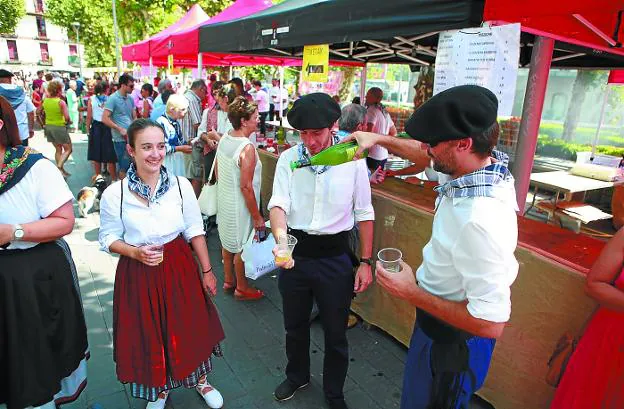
[
  {"x1": 359, "y1": 64, "x2": 367, "y2": 104},
  {"x1": 149, "y1": 57, "x2": 153, "y2": 83},
  {"x1": 591, "y1": 85, "x2": 611, "y2": 159},
  {"x1": 197, "y1": 53, "x2": 203, "y2": 80},
  {"x1": 229, "y1": 66, "x2": 233, "y2": 80}
]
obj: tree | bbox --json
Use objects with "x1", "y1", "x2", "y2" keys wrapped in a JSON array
[
  {"x1": 337, "y1": 67, "x2": 358, "y2": 103},
  {"x1": 0, "y1": 0, "x2": 25, "y2": 34},
  {"x1": 46, "y1": 0, "x2": 116, "y2": 67},
  {"x1": 562, "y1": 70, "x2": 604, "y2": 141},
  {"x1": 413, "y1": 67, "x2": 434, "y2": 110}
]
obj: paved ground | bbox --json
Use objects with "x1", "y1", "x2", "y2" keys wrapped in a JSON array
[{"x1": 4, "y1": 132, "x2": 493, "y2": 409}]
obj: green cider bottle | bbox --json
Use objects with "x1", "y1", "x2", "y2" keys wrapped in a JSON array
[{"x1": 289, "y1": 141, "x2": 368, "y2": 170}]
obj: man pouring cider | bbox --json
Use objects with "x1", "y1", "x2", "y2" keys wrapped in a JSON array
[{"x1": 268, "y1": 93, "x2": 375, "y2": 409}]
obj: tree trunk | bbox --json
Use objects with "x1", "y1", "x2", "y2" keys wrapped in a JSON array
[
  {"x1": 562, "y1": 70, "x2": 591, "y2": 142},
  {"x1": 413, "y1": 66, "x2": 434, "y2": 110},
  {"x1": 338, "y1": 67, "x2": 357, "y2": 104}
]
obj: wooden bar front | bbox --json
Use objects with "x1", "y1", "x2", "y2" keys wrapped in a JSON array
[{"x1": 258, "y1": 149, "x2": 604, "y2": 409}]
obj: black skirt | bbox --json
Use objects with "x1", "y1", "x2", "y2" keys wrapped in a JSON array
[
  {"x1": 0, "y1": 241, "x2": 88, "y2": 409},
  {"x1": 88, "y1": 119, "x2": 117, "y2": 163}
]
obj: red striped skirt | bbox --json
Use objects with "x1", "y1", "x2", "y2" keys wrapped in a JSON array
[{"x1": 113, "y1": 235, "x2": 224, "y2": 387}]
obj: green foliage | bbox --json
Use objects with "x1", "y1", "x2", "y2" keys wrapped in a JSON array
[
  {"x1": 238, "y1": 66, "x2": 277, "y2": 83},
  {"x1": 538, "y1": 122, "x2": 624, "y2": 146},
  {"x1": 46, "y1": 0, "x2": 116, "y2": 66},
  {"x1": 536, "y1": 135, "x2": 624, "y2": 161},
  {"x1": 0, "y1": 0, "x2": 25, "y2": 34}
]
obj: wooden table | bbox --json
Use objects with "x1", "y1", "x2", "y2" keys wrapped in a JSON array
[{"x1": 527, "y1": 171, "x2": 615, "y2": 218}]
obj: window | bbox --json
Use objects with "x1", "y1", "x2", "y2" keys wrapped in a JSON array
[
  {"x1": 69, "y1": 44, "x2": 78, "y2": 56},
  {"x1": 36, "y1": 16, "x2": 47, "y2": 38},
  {"x1": 7, "y1": 40, "x2": 18, "y2": 62},
  {"x1": 34, "y1": 0, "x2": 45, "y2": 13},
  {"x1": 40, "y1": 43, "x2": 49, "y2": 62}
]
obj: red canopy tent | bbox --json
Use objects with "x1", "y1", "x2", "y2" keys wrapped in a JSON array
[
  {"x1": 121, "y1": 4, "x2": 210, "y2": 64},
  {"x1": 485, "y1": 0, "x2": 624, "y2": 58},
  {"x1": 122, "y1": 0, "x2": 362, "y2": 68}
]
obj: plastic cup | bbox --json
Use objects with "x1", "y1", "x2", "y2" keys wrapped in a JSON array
[
  {"x1": 150, "y1": 244, "x2": 164, "y2": 264},
  {"x1": 275, "y1": 234, "x2": 297, "y2": 264},
  {"x1": 377, "y1": 248, "x2": 402, "y2": 273}
]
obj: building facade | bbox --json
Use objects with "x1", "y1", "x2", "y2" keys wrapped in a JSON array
[{"x1": 0, "y1": 0, "x2": 84, "y2": 75}]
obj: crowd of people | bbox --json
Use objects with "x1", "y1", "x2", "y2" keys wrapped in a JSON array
[{"x1": 0, "y1": 64, "x2": 622, "y2": 409}]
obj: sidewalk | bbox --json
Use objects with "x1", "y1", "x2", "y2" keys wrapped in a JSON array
[
  {"x1": 7, "y1": 132, "x2": 491, "y2": 409},
  {"x1": 27, "y1": 132, "x2": 407, "y2": 409}
]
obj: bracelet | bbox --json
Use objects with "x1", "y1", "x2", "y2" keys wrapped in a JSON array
[{"x1": 203, "y1": 267, "x2": 213, "y2": 274}]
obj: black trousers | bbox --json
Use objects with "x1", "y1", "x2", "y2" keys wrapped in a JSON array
[
  {"x1": 259, "y1": 111, "x2": 269, "y2": 135},
  {"x1": 269, "y1": 103, "x2": 275, "y2": 121},
  {"x1": 278, "y1": 253, "x2": 354, "y2": 400}
]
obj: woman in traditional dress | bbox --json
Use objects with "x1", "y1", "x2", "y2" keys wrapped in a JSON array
[
  {"x1": 197, "y1": 81, "x2": 225, "y2": 184},
  {"x1": 156, "y1": 93, "x2": 192, "y2": 177},
  {"x1": 550, "y1": 228, "x2": 624, "y2": 409},
  {"x1": 66, "y1": 80, "x2": 79, "y2": 132},
  {"x1": 215, "y1": 96, "x2": 265, "y2": 300},
  {"x1": 98, "y1": 118, "x2": 225, "y2": 409},
  {"x1": 0, "y1": 96, "x2": 88, "y2": 409},
  {"x1": 87, "y1": 82, "x2": 117, "y2": 181}
]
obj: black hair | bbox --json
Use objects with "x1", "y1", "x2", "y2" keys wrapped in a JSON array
[
  {"x1": 471, "y1": 122, "x2": 500, "y2": 158},
  {"x1": 252, "y1": 80, "x2": 262, "y2": 87},
  {"x1": 141, "y1": 83, "x2": 153, "y2": 94},
  {"x1": 118, "y1": 73, "x2": 134, "y2": 86},
  {"x1": 127, "y1": 118, "x2": 164, "y2": 148}
]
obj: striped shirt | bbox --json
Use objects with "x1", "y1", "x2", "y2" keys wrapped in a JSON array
[{"x1": 179, "y1": 90, "x2": 202, "y2": 144}]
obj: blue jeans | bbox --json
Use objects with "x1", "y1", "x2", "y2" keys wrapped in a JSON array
[
  {"x1": 401, "y1": 326, "x2": 496, "y2": 409},
  {"x1": 113, "y1": 141, "x2": 130, "y2": 173}
]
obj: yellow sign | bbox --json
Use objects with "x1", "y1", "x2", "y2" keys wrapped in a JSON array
[
  {"x1": 167, "y1": 54, "x2": 174, "y2": 71},
  {"x1": 302, "y1": 44, "x2": 329, "y2": 83}
]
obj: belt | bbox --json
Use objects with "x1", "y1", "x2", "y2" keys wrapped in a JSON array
[{"x1": 289, "y1": 228, "x2": 359, "y2": 267}]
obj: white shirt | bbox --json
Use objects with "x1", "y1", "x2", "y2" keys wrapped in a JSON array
[
  {"x1": 269, "y1": 86, "x2": 289, "y2": 112},
  {"x1": 365, "y1": 105, "x2": 394, "y2": 160},
  {"x1": 0, "y1": 85, "x2": 35, "y2": 141},
  {"x1": 90, "y1": 95, "x2": 106, "y2": 122},
  {"x1": 268, "y1": 145, "x2": 375, "y2": 234},
  {"x1": 254, "y1": 89, "x2": 270, "y2": 113},
  {"x1": 98, "y1": 174, "x2": 204, "y2": 252},
  {"x1": 416, "y1": 190, "x2": 519, "y2": 323},
  {"x1": 0, "y1": 159, "x2": 73, "y2": 250}
]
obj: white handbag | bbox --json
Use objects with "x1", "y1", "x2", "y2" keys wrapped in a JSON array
[
  {"x1": 241, "y1": 229, "x2": 277, "y2": 280},
  {"x1": 198, "y1": 158, "x2": 217, "y2": 216}
]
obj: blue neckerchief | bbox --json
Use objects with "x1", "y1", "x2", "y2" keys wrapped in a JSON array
[
  {"x1": 434, "y1": 150, "x2": 514, "y2": 201},
  {"x1": 0, "y1": 86, "x2": 25, "y2": 109},
  {"x1": 95, "y1": 94, "x2": 107, "y2": 105},
  {"x1": 297, "y1": 133, "x2": 341, "y2": 175},
  {"x1": 126, "y1": 162, "x2": 170, "y2": 203},
  {"x1": 0, "y1": 146, "x2": 44, "y2": 195}
]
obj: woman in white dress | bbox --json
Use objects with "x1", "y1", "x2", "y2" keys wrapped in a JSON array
[
  {"x1": 216, "y1": 96, "x2": 265, "y2": 300},
  {"x1": 156, "y1": 94, "x2": 192, "y2": 176}
]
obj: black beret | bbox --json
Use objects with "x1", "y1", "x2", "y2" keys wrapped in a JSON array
[
  {"x1": 287, "y1": 92, "x2": 341, "y2": 130},
  {"x1": 0, "y1": 69, "x2": 14, "y2": 78},
  {"x1": 405, "y1": 85, "x2": 498, "y2": 145}
]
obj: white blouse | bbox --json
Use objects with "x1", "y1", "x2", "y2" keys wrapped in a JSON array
[
  {"x1": 267, "y1": 145, "x2": 375, "y2": 235},
  {"x1": 98, "y1": 173, "x2": 204, "y2": 252},
  {"x1": 0, "y1": 159, "x2": 73, "y2": 250}
]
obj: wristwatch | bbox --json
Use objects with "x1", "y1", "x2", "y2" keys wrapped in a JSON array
[
  {"x1": 359, "y1": 257, "x2": 373, "y2": 266},
  {"x1": 13, "y1": 224, "x2": 25, "y2": 241}
]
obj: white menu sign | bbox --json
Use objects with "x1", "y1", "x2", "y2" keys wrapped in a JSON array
[{"x1": 433, "y1": 23, "x2": 520, "y2": 116}]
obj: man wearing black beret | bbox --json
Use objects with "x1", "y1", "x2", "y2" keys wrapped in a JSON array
[
  {"x1": 268, "y1": 93, "x2": 375, "y2": 409},
  {"x1": 347, "y1": 85, "x2": 519, "y2": 409}
]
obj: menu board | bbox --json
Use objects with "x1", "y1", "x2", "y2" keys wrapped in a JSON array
[{"x1": 433, "y1": 23, "x2": 520, "y2": 116}]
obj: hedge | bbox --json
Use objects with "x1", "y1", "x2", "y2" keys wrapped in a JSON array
[
  {"x1": 535, "y1": 135, "x2": 624, "y2": 161},
  {"x1": 538, "y1": 123, "x2": 624, "y2": 146}
]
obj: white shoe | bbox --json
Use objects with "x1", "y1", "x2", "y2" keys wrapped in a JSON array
[
  {"x1": 145, "y1": 391, "x2": 169, "y2": 409},
  {"x1": 196, "y1": 381, "x2": 224, "y2": 409}
]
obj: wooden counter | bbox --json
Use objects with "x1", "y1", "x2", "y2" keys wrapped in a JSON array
[{"x1": 258, "y1": 149, "x2": 604, "y2": 409}]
